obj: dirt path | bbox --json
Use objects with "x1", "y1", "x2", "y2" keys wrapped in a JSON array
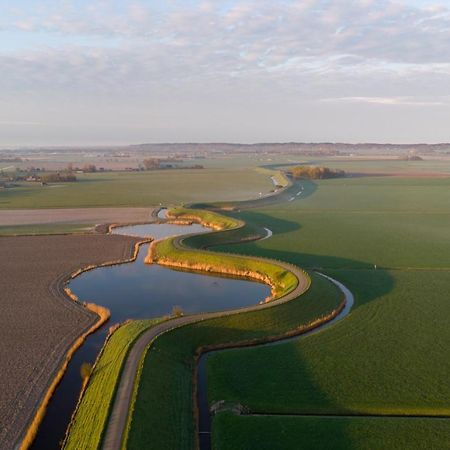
[
  {"x1": 102, "y1": 259, "x2": 310, "y2": 450},
  {"x1": 101, "y1": 179, "x2": 317, "y2": 449}
]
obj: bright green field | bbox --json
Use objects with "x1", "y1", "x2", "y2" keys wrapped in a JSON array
[
  {"x1": 126, "y1": 272, "x2": 342, "y2": 450},
  {"x1": 212, "y1": 413, "x2": 450, "y2": 450},
  {"x1": 206, "y1": 175, "x2": 450, "y2": 449},
  {"x1": 64, "y1": 319, "x2": 163, "y2": 450},
  {"x1": 221, "y1": 177, "x2": 450, "y2": 269},
  {"x1": 208, "y1": 270, "x2": 450, "y2": 415},
  {"x1": 0, "y1": 168, "x2": 273, "y2": 209}
]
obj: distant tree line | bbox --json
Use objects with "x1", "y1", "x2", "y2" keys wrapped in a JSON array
[
  {"x1": 288, "y1": 166, "x2": 346, "y2": 180},
  {"x1": 142, "y1": 158, "x2": 203, "y2": 170},
  {"x1": 398, "y1": 154, "x2": 423, "y2": 161},
  {"x1": 41, "y1": 172, "x2": 77, "y2": 183}
]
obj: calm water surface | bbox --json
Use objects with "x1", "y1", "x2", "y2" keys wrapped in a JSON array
[
  {"x1": 112, "y1": 221, "x2": 207, "y2": 240},
  {"x1": 32, "y1": 222, "x2": 269, "y2": 449}
]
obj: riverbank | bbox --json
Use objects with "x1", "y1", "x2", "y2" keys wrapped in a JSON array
[
  {"x1": 62, "y1": 199, "x2": 338, "y2": 449},
  {"x1": 63, "y1": 318, "x2": 167, "y2": 450},
  {"x1": 0, "y1": 234, "x2": 141, "y2": 450},
  {"x1": 115, "y1": 208, "x2": 341, "y2": 449}
]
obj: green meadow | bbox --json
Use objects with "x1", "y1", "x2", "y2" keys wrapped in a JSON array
[
  {"x1": 0, "y1": 168, "x2": 273, "y2": 209},
  {"x1": 212, "y1": 413, "x2": 450, "y2": 450},
  {"x1": 205, "y1": 175, "x2": 450, "y2": 448},
  {"x1": 126, "y1": 272, "x2": 342, "y2": 450}
]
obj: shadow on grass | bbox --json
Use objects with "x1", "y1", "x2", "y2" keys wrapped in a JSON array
[
  {"x1": 190, "y1": 180, "x2": 318, "y2": 211},
  {"x1": 197, "y1": 210, "x2": 396, "y2": 449},
  {"x1": 203, "y1": 263, "x2": 394, "y2": 449}
]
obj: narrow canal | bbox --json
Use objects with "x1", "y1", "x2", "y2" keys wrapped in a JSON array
[{"x1": 31, "y1": 220, "x2": 270, "y2": 450}]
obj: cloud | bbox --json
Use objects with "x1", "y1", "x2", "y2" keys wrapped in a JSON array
[
  {"x1": 320, "y1": 96, "x2": 446, "y2": 106},
  {"x1": 1, "y1": 0, "x2": 450, "y2": 144}
]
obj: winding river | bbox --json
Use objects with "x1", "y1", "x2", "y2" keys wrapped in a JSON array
[
  {"x1": 31, "y1": 220, "x2": 270, "y2": 450},
  {"x1": 31, "y1": 195, "x2": 354, "y2": 450}
]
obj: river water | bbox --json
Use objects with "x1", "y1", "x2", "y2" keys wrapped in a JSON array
[{"x1": 31, "y1": 221, "x2": 270, "y2": 450}]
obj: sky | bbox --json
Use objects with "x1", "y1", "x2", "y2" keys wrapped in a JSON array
[{"x1": 1, "y1": 0, "x2": 450, "y2": 146}]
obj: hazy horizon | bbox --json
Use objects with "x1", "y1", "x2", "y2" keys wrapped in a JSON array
[{"x1": 1, "y1": 0, "x2": 450, "y2": 146}]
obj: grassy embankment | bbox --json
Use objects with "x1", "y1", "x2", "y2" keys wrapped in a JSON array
[
  {"x1": 63, "y1": 319, "x2": 164, "y2": 450},
  {"x1": 166, "y1": 207, "x2": 239, "y2": 230},
  {"x1": 254, "y1": 166, "x2": 290, "y2": 187},
  {"x1": 205, "y1": 176, "x2": 450, "y2": 449},
  {"x1": 124, "y1": 206, "x2": 343, "y2": 449},
  {"x1": 148, "y1": 208, "x2": 298, "y2": 300}
]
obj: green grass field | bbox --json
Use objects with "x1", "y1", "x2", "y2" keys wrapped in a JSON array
[
  {"x1": 23, "y1": 163, "x2": 450, "y2": 449},
  {"x1": 0, "y1": 168, "x2": 273, "y2": 209},
  {"x1": 64, "y1": 319, "x2": 164, "y2": 450},
  {"x1": 204, "y1": 175, "x2": 450, "y2": 448},
  {"x1": 126, "y1": 272, "x2": 342, "y2": 450},
  {"x1": 212, "y1": 413, "x2": 450, "y2": 450}
]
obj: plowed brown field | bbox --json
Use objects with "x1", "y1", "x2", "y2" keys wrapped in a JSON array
[{"x1": 0, "y1": 234, "x2": 140, "y2": 449}]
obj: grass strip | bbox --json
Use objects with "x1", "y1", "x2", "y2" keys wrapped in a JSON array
[
  {"x1": 148, "y1": 236, "x2": 298, "y2": 300},
  {"x1": 167, "y1": 207, "x2": 239, "y2": 230},
  {"x1": 63, "y1": 319, "x2": 164, "y2": 450}
]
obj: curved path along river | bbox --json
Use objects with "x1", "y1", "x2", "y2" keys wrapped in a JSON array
[
  {"x1": 196, "y1": 272, "x2": 354, "y2": 450},
  {"x1": 102, "y1": 256, "x2": 310, "y2": 450},
  {"x1": 101, "y1": 216, "x2": 352, "y2": 450}
]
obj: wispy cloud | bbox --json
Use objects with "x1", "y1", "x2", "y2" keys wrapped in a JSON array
[
  {"x1": 321, "y1": 96, "x2": 447, "y2": 106},
  {"x1": 1, "y1": 0, "x2": 450, "y2": 144}
]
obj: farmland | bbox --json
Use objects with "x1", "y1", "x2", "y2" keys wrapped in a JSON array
[
  {"x1": 0, "y1": 234, "x2": 140, "y2": 449},
  {"x1": 4, "y1": 157, "x2": 450, "y2": 450},
  {"x1": 0, "y1": 207, "x2": 154, "y2": 236},
  {"x1": 125, "y1": 271, "x2": 342, "y2": 449},
  {"x1": 212, "y1": 413, "x2": 450, "y2": 450},
  {"x1": 204, "y1": 175, "x2": 450, "y2": 448},
  {"x1": 0, "y1": 207, "x2": 153, "y2": 227},
  {"x1": 0, "y1": 168, "x2": 273, "y2": 209}
]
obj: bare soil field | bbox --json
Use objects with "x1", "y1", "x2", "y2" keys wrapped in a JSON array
[
  {"x1": 0, "y1": 234, "x2": 140, "y2": 449},
  {"x1": 0, "y1": 207, "x2": 154, "y2": 226}
]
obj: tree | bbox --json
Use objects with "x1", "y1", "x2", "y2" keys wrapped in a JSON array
[
  {"x1": 172, "y1": 305, "x2": 184, "y2": 317},
  {"x1": 80, "y1": 362, "x2": 92, "y2": 381},
  {"x1": 143, "y1": 158, "x2": 161, "y2": 170},
  {"x1": 288, "y1": 165, "x2": 345, "y2": 180},
  {"x1": 82, "y1": 164, "x2": 97, "y2": 173}
]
